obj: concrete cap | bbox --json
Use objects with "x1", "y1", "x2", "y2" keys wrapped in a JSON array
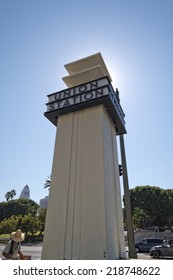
[{"x1": 62, "y1": 52, "x2": 112, "y2": 87}]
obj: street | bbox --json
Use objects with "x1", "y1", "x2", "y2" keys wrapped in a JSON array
[
  {"x1": 0, "y1": 243, "x2": 42, "y2": 260},
  {"x1": 0, "y1": 243, "x2": 157, "y2": 260}
]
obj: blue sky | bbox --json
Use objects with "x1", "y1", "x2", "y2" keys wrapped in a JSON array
[{"x1": 0, "y1": 0, "x2": 173, "y2": 204}]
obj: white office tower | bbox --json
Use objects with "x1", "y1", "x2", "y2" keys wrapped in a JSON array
[
  {"x1": 39, "y1": 196, "x2": 48, "y2": 209},
  {"x1": 19, "y1": 185, "x2": 30, "y2": 199}
]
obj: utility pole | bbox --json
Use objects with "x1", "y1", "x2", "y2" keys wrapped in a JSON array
[{"x1": 119, "y1": 134, "x2": 137, "y2": 259}]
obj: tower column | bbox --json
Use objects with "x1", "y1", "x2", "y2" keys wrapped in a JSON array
[
  {"x1": 42, "y1": 53, "x2": 128, "y2": 260},
  {"x1": 42, "y1": 105, "x2": 126, "y2": 259}
]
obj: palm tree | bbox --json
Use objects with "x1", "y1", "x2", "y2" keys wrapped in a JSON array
[
  {"x1": 5, "y1": 189, "x2": 16, "y2": 201},
  {"x1": 132, "y1": 207, "x2": 148, "y2": 229},
  {"x1": 44, "y1": 175, "x2": 51, "y2": 190}
]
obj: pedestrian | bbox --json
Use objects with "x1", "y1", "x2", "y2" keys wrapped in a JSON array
[{"x1": 2, "y1": 229, "x2": 30, "y2": 260}]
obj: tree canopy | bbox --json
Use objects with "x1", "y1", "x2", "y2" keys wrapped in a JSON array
[
  {"x1": 0, "y1": 198, "x2": 39, "y2": 222},
  {"x1": 126, "y1": 185, "x2": 173, "y2": 228},
  {"x1": 0, "y1": 209, "x2": 46, "y2": 239}
]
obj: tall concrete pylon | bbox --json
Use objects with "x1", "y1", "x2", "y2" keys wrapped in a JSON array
[{"x1": 41, "y1": 53, "x2": 127, "y2": 260}]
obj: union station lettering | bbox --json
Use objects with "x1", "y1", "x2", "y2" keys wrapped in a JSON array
[
  {"x1": 47, "y1": 87, "x2": 107, "y2": 111},
  {"x1": 48, "y1": 80, "x2": 99, "y2": 103},
  {"x1": 44, "y1": 77, "x2": 126, "y2": 135}
]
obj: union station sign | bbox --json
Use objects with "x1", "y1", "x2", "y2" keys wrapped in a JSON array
[{"x1": 44, "y1": 77, "x2": 126, "y2": 135}]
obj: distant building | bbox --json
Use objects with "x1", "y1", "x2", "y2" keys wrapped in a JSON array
[
  {"x1": 39, "y1": 196, "x2": 48, "y2": 209},
  {"x1": 19, "y1": 185, "x2": 30, "y2": 199}
]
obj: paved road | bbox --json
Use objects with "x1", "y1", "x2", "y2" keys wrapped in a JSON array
[{"x1": 0, "y1": 243, "x2": 153, "y2": 260}]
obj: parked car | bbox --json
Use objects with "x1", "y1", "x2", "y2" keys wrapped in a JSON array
[
  {"x1": 135, "y1": 238, "x2": 164, "y2": 253},
  {"x1": 149, "y1": 240, "x2": 173, "y2": 258}
]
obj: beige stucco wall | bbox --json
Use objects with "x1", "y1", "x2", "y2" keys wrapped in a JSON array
[{"x1": 41, "y1": 105, "x2": 126, "y2": 260}]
